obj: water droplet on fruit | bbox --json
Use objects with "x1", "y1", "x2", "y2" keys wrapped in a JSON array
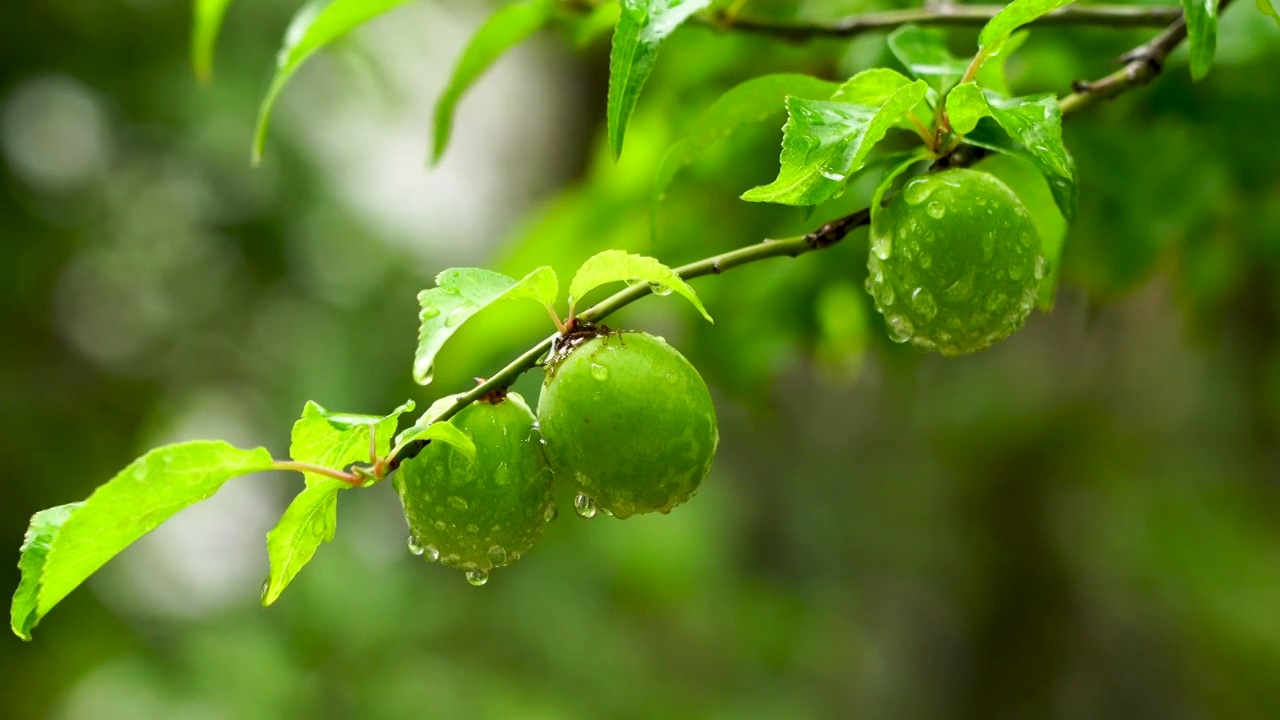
[
  {"x1": 444, "y1": 308, "x2": 468, "y2": 327},
  {"x1": 590, "y1": 363, "x2": 609, "y2": 381},
  {"x1": 903, "y1": 177, "x2": 934, "y2": 205},
  {"x1": 465, "y1": 569, "x2": 489, "y2": 587},
  {"x1": 982, "y1": 233, "x2": 995, "y2": 261},
  {"x1": 487, "y1": 545, "x2": 507, "y2": 566},
  {"x1": 1008, "y1": 262, "x2": 1024, "y2": 280},
  {"x1": 871, "y1": 228, "x2": 892, "y2": 260},
  {"x1": 424, "y1": 544, "x2": 440, "y2": 562},
  {"x1": 448, "y1": 495, "x2": 469, "y2": 511},
  {"x1": 544, "y1": 504, "x2": 559, "y2": 522},
  {"x1": 422, "y1": 307, "x2": 441, "y2": 320},
  {"x1": 1034, "y1": 255, "x2": 1048, "y2": 280},
  {"x1": 574, "y1": 493, "x2": 597, "y2": 519},
  {"x1": 920, "y1": 252, "x2": 932, "y2": 270},
  {"x1": 887, "y1": 315, "x2": 914, "y2": 343},
  {"x1": 407, "y1": 536, "x2": 425, "y2": 556},
  {"x1": 911, "y1": 288, "x2": 938, "y2": 320},
  {"x1": 926, "y1": 202, "x2": 945, "y2": 219}
]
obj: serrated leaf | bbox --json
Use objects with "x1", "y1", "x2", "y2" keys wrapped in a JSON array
[
  {"x1": 887, "y1": 26, "x2": 968, "y2": 94},
  {"x1": 1182, "y1": 0, "x2": 1219, "y2": 80},
  {"x1": 945, "y1": 82, "x2": 992, "y2": 135},
  {"x1": 262, "y1": 481, "x2": 341, "y2": 606},
  {"x1": 263, "y1": 400, "x2": 416, "y2": 606},
  {"x1": 414, "y1": 266, "x2": 558, "y2": 385},
  {"x1": 569, "y1": 249, "x2": 712, "y2": 322},
  {"x1": 965, "y1": 93, "x2": 1076, "y2": 221},
  {"x1": 12, "y1": 442, "x2": 274, "y2": 639},
  {"x1": 253, "y1": 0, "x2": 415, "y2": 164},
  {"x1": 978, "y1": 0, "x2": 1074, "y2": 55},
  {"x1": 11, "y1": 504, "x2": 81, "y2": 640},
  {"x1": 607, "y1": 0, "x2": 713, "y2": 159},
  {"x1": 432, "y1": 0, "x2": 554, "y2": 162},
  {"x1": 394, "y1": 419, "x2": 477, "y2": 461},
  {"x1": 1260, "y1": 0, "x2": 1280, "y2": 28},
  {"x1": 193, "y1": 0, "x2": 235, "y2": 83},
  {"x1": 654, "y1": 74, "x2": 841, "y2": 207},
  {"x1": 741, "y1": 80, "x2": 928, "y2": 207},
  {"x1": 288, "y1": 400, "x2": 414, "y2": 485}
]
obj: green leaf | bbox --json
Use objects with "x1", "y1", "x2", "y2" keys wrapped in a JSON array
[
  {"x1": 568, "y1": 249, "x2": 712, "y2": 322},
  {"x1": 414, "y1": 266, "x2": 558, "y2": 385},
  {"x1": 654, "y1": 74, "x2": 841, "y2": 207},
  {"x1": 1260, "y1": 0, "x2": 1280, "y2": 28},
  {"x1": 1182, "y1": 0, "x2": 1219, "y2": 80},
  {"x1": 965, "y1": 93, "x2": 1077, "y2": 221},
  {"x1": 945, "y1": 82, "x2": 992, "y2": 135},
  {"x1": 607, "y1": 0, "x2": 713, "y2": 159},
  {"x1": 12, "y1": 442, "x2": 274, "y2": 639},
  {"x1": 262, "y1": 481, "x2": 342, "y2": 607},
  {"x1": 830, "y1": 67, "x2": 914, "y2": 105},
  {"x1": 262, "y1": 400, "x2": 416, "y2": 606},
  {"x1": 978, "y1": 0, "x2": 1074, "y2": 55},
  {"x1": 288, "y1": 400, "x2": 414, "y2": 484},
  {"x1": 432, "y1": 0, "x2": 554, "y2": 163},
  {"x1": 193, "y1": 0, "x2": 235, "y2": 82},
  {"x1": 394, "y1": 418, "x2": 478, "y2": 461},
  {"x1": 741, "y1": 80, "x2": 928, "y2": 207},
  {"x1": 887, "y1": 26, "x2": 968, "y2": 94},
  {"x1": 11, "y1": 504, "x2": 81, "y2": 640},
  {"x1": 253, "y1": 0, "x2": 415, "y2": 164}
]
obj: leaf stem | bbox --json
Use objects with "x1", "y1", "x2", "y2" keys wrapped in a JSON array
[
  {"x1": 272, "y1": 461, "x2": 363, "y2": 486},
  {"x1": 907, "y1": 111, "x2": 935, "y2": 148},
  {"x1": 384, "y1": 1, "x2": 1229, "y2": 470}
]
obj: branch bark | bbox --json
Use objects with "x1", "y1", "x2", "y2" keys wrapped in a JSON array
[
  {"x1": 388, "y1": 4, "x2": 1225, "y2": 467},
  {"x1": 712, "y1": 5, "x2": 1183, "y2": 42}
]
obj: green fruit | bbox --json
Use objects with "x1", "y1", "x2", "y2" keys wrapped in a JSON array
[
  {"x1": 865, "y1": 167, "x2": 1045, "y2": 356},
  {"x1": 393, "y1": 392, "x2": 554, "y2": 586},
  {"x1": 537, "y1": 331, "x2": 718, "y2": 518}
]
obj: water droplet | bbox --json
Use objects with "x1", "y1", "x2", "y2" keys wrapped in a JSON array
[
  {"x1": 1008, "y1": 261, "x2": 1025, "y2": 280},
  {"x1": 487, "y1": 545, "x2": 507, "y2": 566},
  {"x1": 926, "y1": 202, "x2": 945, "y2": 219},
  {"x1": 448, "y1": 495, "x2": 469, "y2": 511},
  {"x1": 903, "y1": 177, "x2": 934, "y2": 205},
  {"x1": 444, "y1": 308, "x2": 469, "y2": 327},
  {"x1": 590, "y1": 363, "x2": 609, "y2": 381},
  {"x1": 920, "y1": 252, "x2": 932, "y2": 270},
  {"x1": 982, "y1": 233, "x2": 995, "y2": 261},
  {"x1": 466, "y1": 569, "x2": 489, "y2": 587},
  {"x1": 887, "y1": 315, "x2": 914, "y2": 343},
  {"x1": 574, "y1": 493, "x2": 597, "y2": 519},
  {"x1": 648, "y1": 282, "x2": 673, "y2": 297},
  {"x1": 466, "y1": 523, "x2": 480, "y2": 535},
  {"x1": 544, "y1": 504, "x2": 559, "y2": 522},
  {"x1": 871, "y1": 228, "x2": 892, "y2": 260},
  {"x1": 1034, "y1": 255, "x2": 1048, "y2": 280},
  {"x1": 424, "y1": 544, "x2": 440, "y2": 562},
  {"x1": 422, "y1": 307, "x2": 441, "y2": 320},
  {"x1": 911, "y1": 288, "x2": 937, "y2": 320},
  {"x1": 260, "y1": 580, "x2": 270, "y2": 600},
  {"x1": 819, "y1": 167, "x2": 847, "y2": 182},
  {"x1": 407, "y1": 536, "x2": 425, "y2": 556},
  {"x1": 986, "y1": 292, "x2": 1008, "y2": 312}
]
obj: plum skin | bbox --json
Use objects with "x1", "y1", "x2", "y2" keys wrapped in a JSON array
[{"x1": 536, "y1": 331, "x2": 719, "y2": 518}]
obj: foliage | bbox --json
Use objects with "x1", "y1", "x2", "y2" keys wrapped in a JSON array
[{"x1": 5, "y1": 0, "x2": 1280, "y2": 716}]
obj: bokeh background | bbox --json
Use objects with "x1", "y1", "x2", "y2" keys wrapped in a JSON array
[{"x1": 2, "y1": 0, "x2": 1279, "y2": 717}]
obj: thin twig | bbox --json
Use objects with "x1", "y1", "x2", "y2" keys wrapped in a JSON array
[
  {"x1": 713, "y1": 5, "x2": 1182, "y2": 41},
  {"x1": 385, "y1": 4, "x2": 1222, "y2": 469}
]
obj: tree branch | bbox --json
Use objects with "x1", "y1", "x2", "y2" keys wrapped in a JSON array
[
  {"x1": 710, "y1": 5, "x2": 1183, "y2": 42},
  {"x1": 387, "y1": 4, "x2": 1223, "y2": 468}
]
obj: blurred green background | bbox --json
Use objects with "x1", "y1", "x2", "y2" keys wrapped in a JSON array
[{"x1": 3, "y1": 0, "x2": 1280, "y2": 717}]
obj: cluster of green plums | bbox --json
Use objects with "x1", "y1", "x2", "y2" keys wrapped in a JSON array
[{"x1": 393, "y1": 330, "x2": 718, "y2": 585}]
